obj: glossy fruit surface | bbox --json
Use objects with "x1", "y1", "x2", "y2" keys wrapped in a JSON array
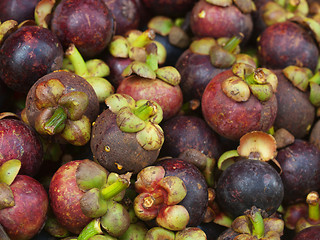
[
  {"x1": 0, "y1": 118, "x2": 43, "y2": 176},
  {"x1": 51, "y1": 0, "x2": 115, "y2": 58},
  {"x1": 258, "y1": 21, "x2": 319, "y2": 71},
  {"x1": 0, "y1": 175, "x2": 48, "y2": 240},
  {"x1": 0, "y1": 25, "x2": 64, "y2": 93},
  {"x1": 276, "y1": 139, "x2": 320, "y2": 206},
  {"x1": 201, "y1": 69, "x2": 277, "y2": 141},
  {"x1": 216, "y1": 158, "x2": 284, "y2": 218}
]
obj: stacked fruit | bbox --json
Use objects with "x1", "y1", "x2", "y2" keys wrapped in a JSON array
[{"x1": 0, "y1": 0, "x2": 320, "y2": 239}]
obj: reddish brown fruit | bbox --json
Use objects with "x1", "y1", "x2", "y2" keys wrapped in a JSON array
[
  {"x1": 0, "y1": 175, "x2": 48, "y2": 240},
  {"x1": 49, "y1": 160, "x2": 92, "y2": 234},
  {"x1": 0, "y1": 118, "x2": 43, "y2": 177},
  {"x1": 117, "y1": 75, "x2": 183, "y2": 120},
  {"x1": 201, "y1": 69, "x2": 277, "y2": 141}
]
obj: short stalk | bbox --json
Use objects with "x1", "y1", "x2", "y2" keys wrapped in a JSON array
[
  {"x1": 223, "y1": 35, "x2": 243, "y2": 53},
  {"x1": 65, "y1": 44, "x2": 89, "y2": 77},
  {"x1": 44, "y1": 106, "x2": 67, "y2": 135},
  {"x1": 307, "y1": 191, "x2": 320, "y2": 222},
  {"x1": 100, "y1": 174, "x2": 131, "y2": 201},
  {"x1": 133, "y1": 101, "x2": 157, "y2": 121},
  {"x1": 244, "y1": 72, "x2": 256, "y2": 85},
  {"x1": 131, "y1": 29, "x2": 155, "y2": 48},
  {"x1": 286, "y1": 0, "x2": 299, "y2": 12},
  {"x1": 145, "y1": 43, "x2": 159, "y2": 71},
  {"x1": 309, "y1": 71, "x2": 320, "y2": 85},
  {"x1": 249, "y1": 209, "x2": 265, "y2": 239},
  {"x1": 77, "y1": 218, "x2": 103, "y2": 240}
]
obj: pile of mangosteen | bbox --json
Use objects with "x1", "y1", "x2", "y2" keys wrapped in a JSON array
[{"x1": 0, "y1": 0, "x2": 320, "y2": 239}]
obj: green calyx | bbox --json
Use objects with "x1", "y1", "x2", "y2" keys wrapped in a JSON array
[
  {"x1": 64, "y1": 44, "x2": 114, "y2": 103},
  {"x1": 230, "y1": 207, "x2": 284, "y2": 239},
  {"x1": 227, "y1": 63, "x2": 278, "y2": 102},
  {"x1": 105, "y1": 94, "x2": 164, "y2": 151},
  {"x1": 147, "y1": 16, "x2": 190, "y2": 49},
  {"x1": 34, "y1": 0, "x2": 57, "y2": 28},
  {"x1": 122, "y1": 42, "x2": 181, "y2": 86},
  {"x1": 78, "y1": 219, "x2": 103, "y2": 240},
  {"x1": 261, "y1": 0, "x2": 309, "y2": 26},
  {"x1": 77, "y1": 160, "x2": 132, "y2": 219},
  {"x1": 33, "y1": 78, "x2": 92, "y2": 146},
  {"x1": 209, "y1": 35, "x2": 243, "y2": 68}
]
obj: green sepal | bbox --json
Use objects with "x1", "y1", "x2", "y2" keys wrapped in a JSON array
[
  {"x1": 116, "y1": 106, "x2": 147, "y2": 133},
  {"x1": 136, "y1": 122, "x2": 164, "y2": 151},
  {"x1": 122, "y1": 61, "x2": 156, "y2": 79},
  {"x1": 155, "y1": 66, "x2": 181, "y2": 86},
  {"x1": 0, "y1": 159, "x2": 21, "y2": 185}
]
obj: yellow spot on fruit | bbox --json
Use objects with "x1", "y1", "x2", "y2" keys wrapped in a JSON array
[
  {"x1": 198, "y1": 10, "x2": 206, "y2": 18},
  {"x1": 115, "y1": 162, "x2": 123, "y2": 170},
  {"x1": 104, "y1": 146, "x2": 111, "y2": 152}
]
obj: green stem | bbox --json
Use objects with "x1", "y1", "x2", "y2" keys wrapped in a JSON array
[
  {"x1": 145, "y1": 43, "x2": 159, "y2": 71},
  {"x1": 100, "y1": 177, "x2": 130, "y2": 201},
  {"x1": 307, "y1": 192, "x2": 320, "y2": 222},
  {"x1": 65, "y1": 44, "x2": 89, "y2": 77},
  {"x1": 131, "y1": 29, "x2": 155, "y2": 48},
  {"x1": 77, "y1": 219, "x2": 102, "y2": 240},
  {"x1": 223, "y1": 35, "x2": 242, "y2": 53},
  {"x1": 249, "y1": 209, "x2": 265, "y2": 238},
  {"x1": 274, "y1": 0, "x2": 286, "y2": 7},
  {"x1": 44, "y1": 106, "x2": 67, "y2": 135},
  {"x1": 309, "y1": 71, "x2": 320, "y2": 85},
  {"x1": 133, "y1": 101, "x2": 157, "y2": 121},
  {"x1": 244, "y1": 72, "x2": 256, "y2": 85},
  {"x1": 286, "y1": 0, "x2": 299, "y2": 12}
]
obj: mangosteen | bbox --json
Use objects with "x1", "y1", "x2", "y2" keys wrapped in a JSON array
[
  {"x1": 257, "y1": 20, "x2": 320, "y2": 71},
  {"x1": 24, "y1": 70, "x2": 100, "y2": 146},
  {"x1": 0, "y1": 24, "x2": 64, "y2": 93},
  {"x1": 0, "y1": 0, "x2": 40, "y2": 23},
  {"x1": 293, "y1": 225, "x2": 320, "y2": 239},
  {"x1": 0, "y1": 174, "x2": 48, "y2": 240},
  {"x1": 272, "y1": 67, "x2": 316, "y2": 139},
  {"x1": 103, "y1": 0, "x2": 140, "y2": 35},
  {"x1": 201, "y1": 63, "x2": 278, "y2": 141},
  {"x1": 160, "y1": 114, "x2": 222, "y2": 160},
  {"x1": 276, "y1": 139, "x2": 320, "y2": 206},
  {"x1": 189, "y1": 0, "x2": 254, "y2": 46},
  {"x1": 155, "y1": 158, "x2": 209, "y2": 227},
  {"x1": 50, "y1": 0, "x2": 115, "y2": 58},
  {"x1": 216, "y1": 159, "x2": 284, "y2": 218},
  {"x1": 90, "y1": 93, "x2": 164, "y2": 174},
  {"x1": 116, "y1": 42, "x2": 183, "y2": 121},
  {"x1": 0, "y1": 117, "x2": 43, "y2": 176}
]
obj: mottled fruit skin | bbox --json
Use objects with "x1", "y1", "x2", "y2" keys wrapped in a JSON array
[
  {"x1": 293, "y1": 226, "x2": 320, "y2": 240},
  {"x1": 0, "y1": 118, "x2": 43, "y2": 176},
  {"x1": 0, "y1": 0, "x2": 40, "y2": 22},
  {"x1": 103, "y1": 0, "x2": 140, "y2": 35},
  {"x1": 190, "y1": 0, "x2": 253, "y2": 45},
  {"x1": 117, "y1": 75, "x2": 183, "y2": 121},
  {"x1": 25, "y1": 71, "x2": 99, "y2": 129},
  {"x1": 160, "y1": 115, "x2": 222, "y2": 159},
  {"x1": 258, "y1": 21, "x2": 319, "y2": 71},
  {"x1": 0, "y1": 175, "x2": 48, "y2": 240},
  {"x1": 90, "y1": 108, "x2": 160, "y2": 174},
  {"x1": 49, "y1": 160, "x2": 92, "y2": 234},
  {"x1": 273, "y1": 70, "x2": 315, "y2": 139},
  {"x1": 142, "y1": 0, "x2": 197, "y2": 18},
  {"x1": 0, "y1": 25, "x2": 64, "y2": 93},
  {"x1": 216, "y1": 158, "x2": 284, "y2": 218},
  {"x1": 156, "y1": 158, "x2": 208, "y2": 227},
  {"x1": 51, "y1": 0, "x2": 115, "y2": 58},
  {"x1": 201, "y1": 69, "x2": 278, "y2": 141},
  {"x1": 276, "y1": 139, "x2": 320, "y2": 206},
  {"x1": 175, "y1": 49, "x2": 228, "y2": 102}
]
